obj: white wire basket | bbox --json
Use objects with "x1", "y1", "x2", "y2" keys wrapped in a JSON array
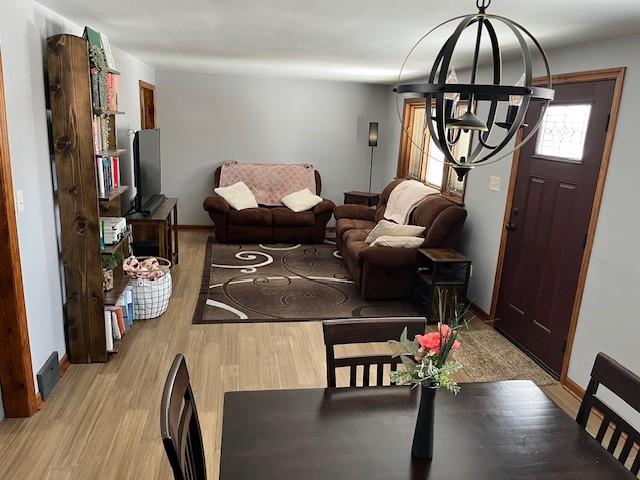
[{"x1": 129, "y1": 257, "x2": 173, "y2": 320}]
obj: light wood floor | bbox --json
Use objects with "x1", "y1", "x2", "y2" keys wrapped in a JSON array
[{"x1": 0, "y1": 231, "x2": 585, "y2": 480}]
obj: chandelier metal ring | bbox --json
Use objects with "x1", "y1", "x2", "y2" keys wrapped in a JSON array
[{"x1": 395, "y1": 3, "x2": 555, "y2": 180}]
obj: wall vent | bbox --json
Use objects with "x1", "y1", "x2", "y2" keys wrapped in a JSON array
[{"x1": 36, "y1": 352, "x2": 60, "y2": 401}]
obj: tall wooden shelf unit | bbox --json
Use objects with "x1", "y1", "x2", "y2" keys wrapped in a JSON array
[{"x1": 47, "y1": 34, "x2": 129, "y2": 363}]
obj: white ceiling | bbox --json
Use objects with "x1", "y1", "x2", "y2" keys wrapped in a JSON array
[{"x1": 38, "y1": 0, "x2": 640, "y2": 83}]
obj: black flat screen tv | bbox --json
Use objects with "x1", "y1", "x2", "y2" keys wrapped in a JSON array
[{"x1": 133, "y1": 128, "x2": 162, "y2": 213}]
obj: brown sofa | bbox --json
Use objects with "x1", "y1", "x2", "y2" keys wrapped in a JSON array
[
  {"x1": 334, "y1": 179, "x2": 467, "y2": 300},
  {"x1": 203, "y1": 166, "x2": 335, "y2": 243}
]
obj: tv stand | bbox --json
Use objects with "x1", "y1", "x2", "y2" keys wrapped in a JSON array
[
  {"x1": 141, "y1": 193, "x2": 166, "y2": 217},
  {"x1": 126, "y1": 197, "x2": 178, "y2": 264}
]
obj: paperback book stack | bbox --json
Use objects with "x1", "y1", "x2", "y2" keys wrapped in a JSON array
[
  {"x1": 104, "y1": 286, "x2": 135, "y2": 352},
  {"x1": 99, "y1": 217, "x2": 127, "y2": 248},
  {"x1": 95, "y1": 155, "x2": 121, "y2": 197}
]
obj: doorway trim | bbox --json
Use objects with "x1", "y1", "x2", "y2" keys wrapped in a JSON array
[
  {"x1": 0, "y1": 50, "x2": 38, "y2": 417},
  {"x1": 139, "y1": 80, "x2": 156, "y2": 129},
  {"x1": 490, "y1": 67, "x2": 626, "y2": 384}
]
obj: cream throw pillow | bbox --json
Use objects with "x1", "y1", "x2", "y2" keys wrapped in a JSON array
[
  {"x1": 215, "y1": 181, "x2": 259, "y2": 210},
  {"x1": 370, "y1": 235, "x2": 424, "y2": 248},
  {"x1": 281, "y1": 188, "x2": 323, "y2": 212},
  {"x1": 365, "y1": 219, "x2": 425, "y2": 244}
]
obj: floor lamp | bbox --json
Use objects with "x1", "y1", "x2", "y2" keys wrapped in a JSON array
[{"x1": 368, "y1": 122, "x2": 378, "y2": 192}]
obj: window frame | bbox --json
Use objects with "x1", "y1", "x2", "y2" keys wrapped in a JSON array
[{"x1": 397, "y1": 97, "x2": 470, "y2": 204}]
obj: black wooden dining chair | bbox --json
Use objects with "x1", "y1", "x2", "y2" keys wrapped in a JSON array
[
  {"x1": 576, "y1": 352, "x2": 640, "y2": 476},
  {"x1": 322, "y1": 317, "x2": 425, "y2": 388},
  {"x1": 160, "y1": 354, "x2": 207, "y2": 480}
]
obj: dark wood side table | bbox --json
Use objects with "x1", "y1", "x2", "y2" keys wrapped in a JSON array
[
  {"x1": 413, "y1": 248, "x2": 471, "y2": 321},
  {"x1": 343, "y1": 191, "x2": 380, "y2": 207},
  {"x1": 126, "y1": 197, "x2": 179, "y2": 264}
]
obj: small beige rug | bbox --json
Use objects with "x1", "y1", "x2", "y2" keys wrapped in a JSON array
[{"x1": 455, "y1": 329, "x2": 557, "y2": 386}]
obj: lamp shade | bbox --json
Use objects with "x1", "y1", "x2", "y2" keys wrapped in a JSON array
[{"x1": 368, "y1": 122, "x2": 379, "y2": 147}]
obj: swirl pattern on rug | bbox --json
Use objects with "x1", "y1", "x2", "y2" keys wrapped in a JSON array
[{"x1": 193, "y1": 237, "x2": 420, "y2": 324}]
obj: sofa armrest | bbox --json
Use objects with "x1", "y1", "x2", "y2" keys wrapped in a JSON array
[
  {"x1": 203, "y1": 194, "x2": 230, "y2": 214},
  {"x1": 423, "y1": 205, "x2": 467, "y2": 248},
  {"x1": 359, "y1": 246, "x2": 419, "y2": 268},
  {"x1": 313, "y1": 199, "x2": 335, "y2": 216},
  {"x1": 334, "y1": 204, "x2": 376, "y2": 221}
]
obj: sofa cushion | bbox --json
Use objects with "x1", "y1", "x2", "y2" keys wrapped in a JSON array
[
  {"x1": 345, "y1": 240, "x2": 369, "y2": 267},
  {"x1": 271, "y1": 207, "x2": 316, "y2": 227},
  {"x1": 281, "y1": 188, "x2": 323, "y2": 212},
  {"x1": 365, "y1": 219, "x2": 425, "y2": 244},
  {"x1": 370, "y1": 235, "x2": 424, "y2": 248},
  {"x1": 227, "y1": 207, "x2": 272, "y2": 226},
  {"x1": 214, "y1": 181, "x2": 259, "y2": 210},
  {"x1": 342, "y1": 228, "x2": 369, "y2": 245},
  {"x1": 336, "y1": 218, "x2": 376, "y2": 240}
]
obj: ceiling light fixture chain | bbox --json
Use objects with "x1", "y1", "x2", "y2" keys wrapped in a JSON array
[
  {"x1": 476, "y1": 0, "x2": 491, "y2": 14},
  {"x1": 395, "y1": 0, "x2": 554, "y2": 180}
]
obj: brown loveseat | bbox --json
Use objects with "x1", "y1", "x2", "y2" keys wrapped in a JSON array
[
  {"x1": 334, "y1": 179, "x2": 467, "y2": 300},
  {"x1": 203, "y1": 166, "x2": 335, "y2": 243}
]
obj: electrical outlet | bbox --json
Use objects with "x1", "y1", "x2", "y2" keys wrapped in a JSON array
[
  {"x1": 489, "y1": 176, "x2": 501, "y2": 192},
  {"x1": 15, "y1": 190, "x2": 25, "y2": 213}
]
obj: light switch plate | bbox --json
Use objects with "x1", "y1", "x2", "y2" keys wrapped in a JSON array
[
  {"x1": 15, "y1": 189, "x2": 25, "y2": 213},
  {"x1": 489, "y1": 176, "x2": 501, "y2": 192}
]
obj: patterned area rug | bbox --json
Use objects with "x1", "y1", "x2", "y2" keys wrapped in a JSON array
[
  {"x1": 455, "y1": 329, "x2": 557, "y2": 386},
  {"x1": 193, "y1": 237, "x2": 420, "y2": 324}
]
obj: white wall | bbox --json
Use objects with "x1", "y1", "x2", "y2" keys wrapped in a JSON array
[
  {"x1": 0, "y1": 0, "x2": 154, "y2": 395},
  {"x1": 156, "y1": 70, "x2": 390, "y2": 224},
  {"x1": 381, "y1": 35, "x2": 640, "y2": 427},
  {"x1": 0, "y1": 0, "x2": 66, "y2": 392}
]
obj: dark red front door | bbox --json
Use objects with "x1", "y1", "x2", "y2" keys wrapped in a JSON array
[{"x1": 496, "y1": 79, "x2": 615, "y2": 375}]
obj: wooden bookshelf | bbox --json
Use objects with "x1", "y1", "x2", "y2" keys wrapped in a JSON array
[
  {"x1": 101, "y1": 235, "x2": 128, "y2": 255},
  {"x1": 47, "y1": 33, "x2": 130, "y2": 363},
  {"x1": 98, "y1": 185, "x2": 129, "y2": 202}
]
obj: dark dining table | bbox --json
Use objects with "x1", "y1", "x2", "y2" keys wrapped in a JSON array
[{"x1": 219, "y1": 380, "x2": 633, "y2": 479}]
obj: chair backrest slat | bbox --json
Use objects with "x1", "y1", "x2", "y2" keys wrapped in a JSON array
[
  {"x1": 607, "y1": 426, "x2": 623, "y2": 454},
  {"x1": 161, "y1": 354, "x2": 207, "y2": 480},
  {"x1": 576, "y1": 352, "x2": 640, "y2": 477},
  {"x1": 322, "y1": 318, "x2": 425, "y2": 388},
  {"x1": 619, "y1": 437, "x2": 634, "y2": 464},
  {"x1": 631, "y1": 451, "x2": 640, "y2": 475},
  {"x1": 595, "y1": 416, "x2": 610, "y2": 443},
  {"x1": 363, "y1": 364, "x2": 371, "y2": 387},
  {"x1": 349, "y1": 365, "x2": 357, "y2": 387},
  {"x1": 376, "y1": 363, "x2": 384, "y2": 386}
]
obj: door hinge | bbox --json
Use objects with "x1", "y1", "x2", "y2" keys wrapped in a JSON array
[
  {"x1": 562, "y1": 339, "x2": 568, "y2": 353},
  {"x1": 605, "y1": 113, "x2": 611, "y2": 132}
]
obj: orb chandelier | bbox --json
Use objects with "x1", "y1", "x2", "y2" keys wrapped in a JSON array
[{"x1": 396, "y1": 0, "x2": 555, "y2": 180}]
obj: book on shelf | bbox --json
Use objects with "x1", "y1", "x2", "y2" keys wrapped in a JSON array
[
  {"x1": 104, "y1": 286, "x2": 134, "y2": 353},
  {"x1": 99, "y1": 31, "x2": 117, "y2": 71},
  {"x1": 89, "y1": 71, "x2": 118, "y2": 111},
  {"x1": 90, "y1": 67, "x2": 100, "y2": 110},
  {"x1": 91, "y1": 115, "x2": 111, "y2": 154},
  {"x1": 83, "y1": 26, "x2": 103, "y2": 50},
  {"x1": 95, "y1": 155, "x2": 121, "y2": 197},
  {"x1": 100, "y1": 217, "x2": 127, "y2": 246}
]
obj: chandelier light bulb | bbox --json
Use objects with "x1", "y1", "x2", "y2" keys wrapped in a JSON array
[
  {"x1": 443, "y1": 67, "x2": 460, "y2": 102},
  {"x1": 509, "y1": 73, "x2": 526, "y2": 107}
]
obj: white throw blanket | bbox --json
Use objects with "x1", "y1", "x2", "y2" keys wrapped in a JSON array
[{"x1": 384, "y1": 180, "x2": 439, "y2": 225}]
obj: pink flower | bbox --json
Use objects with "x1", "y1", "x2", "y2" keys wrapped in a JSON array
[
  {"x1": 451, "y1": 340, "x2": 461, "y2": 351},
  {"x1": 417, "y1": 332, "x2": 442, "y2": 354},
  {"x1": 438, "y1": 323, "x2": 452, "y2": 339}
]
